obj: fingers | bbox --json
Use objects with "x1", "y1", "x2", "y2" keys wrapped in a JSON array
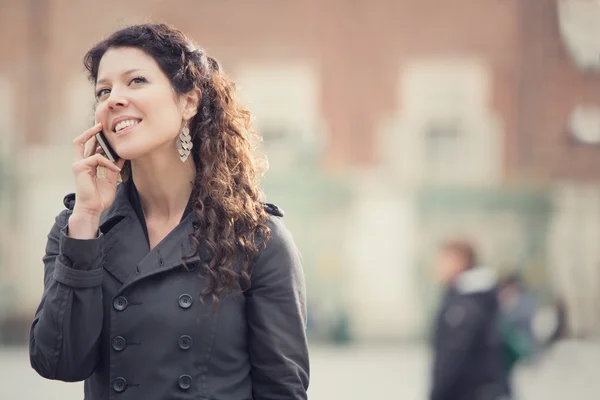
[
  {"x1": 83, "y1": 135, "x2": 98, "y2": 159},
  {"x1": 103, "y1": 158, "x2": 126, "y2": 182},
  {"x1": 72, "y1": 153, "x2": 121, "y2": 175},
  {"x1": 73, "y1": 123, "x2": 103, "y2": 161}
]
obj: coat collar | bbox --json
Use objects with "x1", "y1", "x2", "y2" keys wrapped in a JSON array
[
  {"x1": 455, "y1": 266, "x2": 498, "y2": 295},
  {"x1": 62, "y1": 180, "x2": 283, "y2": 295},
  {"x1": 93, "y1": 181, "x2": 205, "y2": 294},
  {"x1": 99, "y1": 182, "x2": 132, "y2": 226}
]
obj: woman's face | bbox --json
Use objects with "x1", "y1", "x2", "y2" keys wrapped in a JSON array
[{"x1": 94, "y1": 47, "x2": 194, "y2": 161}]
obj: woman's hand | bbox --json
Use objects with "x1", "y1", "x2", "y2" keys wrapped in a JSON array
[{"x1": 68, "y1": 123, "x2": 125, "y2": 239}]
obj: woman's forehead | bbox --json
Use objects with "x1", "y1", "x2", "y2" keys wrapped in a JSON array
[{"x1": 97, "y1": 47, "x2": 158, "y2": 82}]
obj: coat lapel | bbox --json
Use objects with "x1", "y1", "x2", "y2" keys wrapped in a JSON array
[
  {"x1": 99, "y1": 183, "x2": 149, "y2": 285},
  {"x1": 117, "y1": 211, "x2": 204, "y2": 295},
  {"x1": 99, "y1": 181, "x2": 208, "y2": 295}
]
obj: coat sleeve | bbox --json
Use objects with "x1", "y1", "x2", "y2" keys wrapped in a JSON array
[
  {"x1": 246, "y1": 216, "x2": 310, "y2": 400},
  {"x1": 29, "y1": 209, "x2": 105, "y2": 382},
  {"x1": 430, "y1": 297, "x2": 485, "y2": 400}
]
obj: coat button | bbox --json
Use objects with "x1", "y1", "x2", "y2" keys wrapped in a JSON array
[
  {"x1": 178, "y1": 294, "x2": 193, "y2": 309},
  {"x1": 178, "y1": 335, "x2": 193, "y2": 350},
  {"x1": 178, "y1": 374, "x2": 192, "y2": 390},
  {"x1": 113, "y1": 296, "x2": 128, "y2": 311},
  {"x1": 112, "y1": 336, "x2": 127, "y2": 352},
  {"x1": 113, "y1": 377, "x2": 127, "y2": 393}
]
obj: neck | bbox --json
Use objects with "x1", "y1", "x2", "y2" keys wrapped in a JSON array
[
  {"x1": 447, "y1": 268, "x2": 467, "y2": 286},
  {"x1": 130, "y1": 148, "x2": 195, "y2": 221}
]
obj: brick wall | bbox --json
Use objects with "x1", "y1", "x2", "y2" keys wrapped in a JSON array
[{"x1": 3, "y1": 0, "x2": 600, "y2": 179}]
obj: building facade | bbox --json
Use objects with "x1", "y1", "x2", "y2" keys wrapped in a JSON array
[{"x1": 2, "y1": 0, "x2": 600, "y2": 340}]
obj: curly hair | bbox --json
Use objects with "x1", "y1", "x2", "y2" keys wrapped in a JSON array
[{"x1": 83, "y1": 23, "x2": 271, "y2": 301}]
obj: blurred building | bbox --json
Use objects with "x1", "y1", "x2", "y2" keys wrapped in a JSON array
[{"x1": 1, "y1": 0, "x2": 600, "y2": 342}]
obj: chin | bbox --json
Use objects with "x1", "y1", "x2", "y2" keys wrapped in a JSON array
[
  {"x1": 113, "y1": 137, "x2": 175, "y2": 162},
  {"x1": 113, "y1": 146, "x2": 148, "y2": 161}
]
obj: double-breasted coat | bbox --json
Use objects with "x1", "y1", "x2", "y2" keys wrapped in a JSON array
[{"x1": 29, "y1": 180, "x2": 309, "y2": 400}]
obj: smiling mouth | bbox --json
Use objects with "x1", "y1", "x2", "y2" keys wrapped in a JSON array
[{"x1": 113, "y1": 119, "x2": 141, "y2": 134}]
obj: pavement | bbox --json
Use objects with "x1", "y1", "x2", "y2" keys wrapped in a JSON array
[{"x1": 0, "y1": 340, "x2": 598, "y2": 399}]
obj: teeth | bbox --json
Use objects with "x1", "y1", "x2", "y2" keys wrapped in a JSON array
[{"x1": 114, "y1": 119, "x2": 139, "y2": 132}]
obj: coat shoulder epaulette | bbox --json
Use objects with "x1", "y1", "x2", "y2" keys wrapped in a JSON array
[
  {"x1": 263, "y1": 202, "x2": 284, "y2": 217},
  {"x1": 63, "y1": 193, "x2": 76, "y2": 210}
]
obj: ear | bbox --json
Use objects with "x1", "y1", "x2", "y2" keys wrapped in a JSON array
[{"x1": 181, "y1": 88, "x2": 202, "y2": 121}]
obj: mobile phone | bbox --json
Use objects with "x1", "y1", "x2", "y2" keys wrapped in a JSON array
[{"x1": 95, "y1": 131, "x2": 120, "y2": 162}]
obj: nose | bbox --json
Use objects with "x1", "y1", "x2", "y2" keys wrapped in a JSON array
[{"x1": 106, "y1": 89, "x2": 129, "y2": 110}]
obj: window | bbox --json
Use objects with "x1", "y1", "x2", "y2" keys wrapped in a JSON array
[
  {"x1": 568, "y1": 104, "x2": 600, "y2": 145},
  {"x1": 233, "y1": 62, "x2": 324, "y2": 172},
  {"x1": 426, "y1": 122, "x2": 461, "y2": 160},
  {"x1": 558, "y1": 0, "x2": 600, "y2": 72},
  {"x1": 379, "y1": 59, "x2": 502, "y2": 186}
]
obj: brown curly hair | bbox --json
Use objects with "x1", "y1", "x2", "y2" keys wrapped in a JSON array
[{"x1": 83, "y1": 23, "x2": 270, "y2": 301}]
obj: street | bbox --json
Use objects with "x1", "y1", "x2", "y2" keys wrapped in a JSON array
[{"x1": 0, "y1": 340, "x2": 598, "y2": 399}]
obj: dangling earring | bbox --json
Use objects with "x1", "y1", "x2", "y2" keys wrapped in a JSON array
[{"x1": 177, "y1": 126, "x2": 192, "y2": 162}]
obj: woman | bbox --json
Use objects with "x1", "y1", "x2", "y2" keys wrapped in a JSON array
[{"x1": 29, "y1": 23, "x2": 309, "y2": 400}]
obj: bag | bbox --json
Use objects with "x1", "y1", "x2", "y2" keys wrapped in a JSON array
[{"x1": 499, "y1": 318, "x2": 535, "y2": 373}]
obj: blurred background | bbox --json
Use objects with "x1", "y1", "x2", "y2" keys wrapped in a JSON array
[{"x1": 1, "y1": 0, "x2": 600, "y2": 398}]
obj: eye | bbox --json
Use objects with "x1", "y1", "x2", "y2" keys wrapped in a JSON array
[
  {"x1": 95, "y1": 88, "x2": 110, "y2": 100},
  {"x1": 129, "y1": 76, "x2": 147, "y2": 85}
]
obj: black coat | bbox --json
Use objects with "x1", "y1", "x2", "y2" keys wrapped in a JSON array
[
  {"x1": 29, "y1": 182, "x2": 309, "y2": 400},
  {"x1": 430, "y1": 268, "x2": 508, "y2": 400}
]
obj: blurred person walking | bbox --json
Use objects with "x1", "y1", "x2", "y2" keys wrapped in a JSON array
[
  {"x1": 430, "y1": 240, "x2": 509, "y2": 400},
  {"x1": 28, "y1": 23, "x2": 309, "y2": 400}
]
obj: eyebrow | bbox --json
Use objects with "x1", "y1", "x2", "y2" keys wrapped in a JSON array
[{"x1": 96, "y1": 69, "x2": 145, "y2": 86}]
